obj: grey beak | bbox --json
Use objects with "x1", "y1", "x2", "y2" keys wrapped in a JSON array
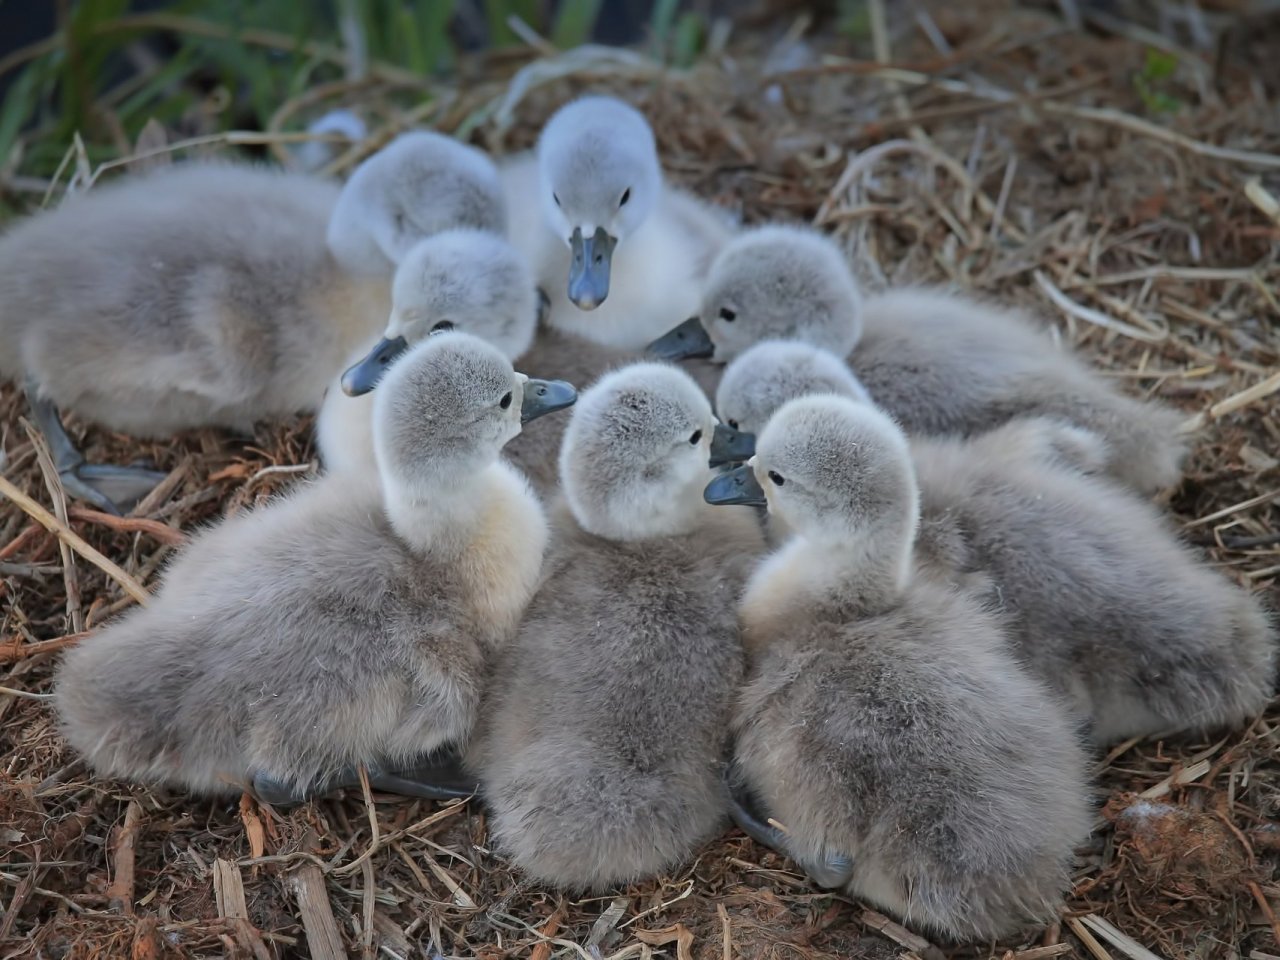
[
  {"x1": 703, "y1": 464, "x2": 766, "y2": 506},
  {"x1": 648, "y1": 316, "x2": 714, "y2": 361},
  {"x1": 568, "y1": 226, "x2": 616, "y2": 310},
  {"x1": 521, "y1": 378, "x2": 577, "y2": 423},
  {"x1": 709, "y1": 423, "x2": 757, "y2": 468},
  {"x1": 341, "y1": 336, "x2": 409, "y2": 396}
]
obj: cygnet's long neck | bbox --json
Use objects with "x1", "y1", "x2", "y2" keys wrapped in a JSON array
[
  {"x1": 741, "y1": 511, "x2": 917, "y2": 653},
  {"x1": 381, "y1": 462, "x2": 510, "y2": 559}
]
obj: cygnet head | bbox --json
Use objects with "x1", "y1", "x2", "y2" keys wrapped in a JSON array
[
  {"x1": 373, "y1": 332, "x2": 576, "y2": 499},
  {"x1": 538, "y1": 96, "x2": 663, "y2": 311},
  {"x1": 327, "y1": 131, "x2": 506, "y2": 276},
  {"x1": 706, "y1": 397, "x2": 919, "y2": 583},
  {"x1": 559, "y1": 363, "x2": 716, "y2": 541},
  {"x1": 341, "y1": 229, "x2": 537, "y2": 396},
  {"x1": 710, "y1": 341, "x2": 871, "y2": 466},
  {"x1": 648, "y1": 225, "x2": 862, "y2": 364}
]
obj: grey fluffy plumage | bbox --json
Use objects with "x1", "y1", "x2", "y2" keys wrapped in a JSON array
[
  {"x1": 0, "y1": 161, "x2": 385, "y2": 436},
  {"x1": 910, "y1": 420, "x2": 1277, "y2": 743},
  {"x1": 716, "y1": 342, "x2": 1277, "y2": 743},
  {"x1": 55, "y1": 334, "x2": 549, "y2": 796},
  {"x1": 326, "y1": 130, "x2": 507, "y2": 277},
  {"x1": 693, "y1": 225, "x2": 1186, "y2": 493},
  {"x1": 728, "y1": 396, "x2": 1091, "y2": 941},
  {"x1": 471, "y1": 363, "x2": 765, "y2": 890}
]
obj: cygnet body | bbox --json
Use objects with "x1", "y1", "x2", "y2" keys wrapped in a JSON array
[
  {"x1": 650, "y1": 224, "x2": 1185, "y2": 494},
  {"x1": 471, "y1": 363, "x2": 765, "y2": 890},
  {"x1": 55, "y1": 333, "x2": 575, "y2": 799},
  {"x1": 705, "y1": 396, "x2": 1091, "y2": 941},
  {"x1": 712, "y1": 341, "x2": 1278, "y2": 743},
  {"x1": 502, "y1": 96, "x2": 733, "y2": 350},
  {"x1": 0, "y1": 130, "x2": 507, "y2": 512},
  {"x1": 0, "y1": 162, "x2": 376, "y2": 438}
]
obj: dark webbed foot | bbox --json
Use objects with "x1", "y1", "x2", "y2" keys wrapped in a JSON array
[
  {"x1": 66, "y1": 463, "x2": 167, "y2": 514},
  {"x1": 25, "y1": 382, "x2": 164, "y2": 515},
  {"x1": 725, "y1": 762, "x2": 855, "y2": 889},
  {"x1": 251, "y1": 751, "x2": 479, "y2": 807}
]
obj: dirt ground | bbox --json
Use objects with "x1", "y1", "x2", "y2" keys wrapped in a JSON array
[{"x1": 1, "y1": 2, "x2": 1278, "y2": 958}]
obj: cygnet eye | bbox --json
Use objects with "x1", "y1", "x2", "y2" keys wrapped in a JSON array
[
  {"x1": 430, "y1": 320, "x2": 454, "y2": 334},
  {"x1": 719, "y1": 307, "x2": 737, "y2": 323},
  {"x1": 500, "y1": 392, "x2": 513, "y2": 410},
  {"x1": 727, "y1": 419, "x2": 739, "y2": 430},
  {"x1": 619, "y1": 188, "x2": 631, "y2": 206},
  {"x1": 689, "y1": 429, "x2": 702, "y2": 445},
  {"x1": 767, "y1": 470, "x2": 785, "y2": 486},
  {"x1": 553, "y1": 192, "x2": 562, "y2": 207}
]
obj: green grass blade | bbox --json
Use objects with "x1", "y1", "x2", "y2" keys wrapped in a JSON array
[
  {"x1": 550, "y1": 0, "x2": 602, "y2": 49},
  {"x1": 649, "y1": 0, "x2": 679, "y2": 60},
  {"x1": 670, "y1": 11, "x2": 702, "y2": 68},
  {"x1": 0, "y1": 58, "x2": 43, "y2": 171}
]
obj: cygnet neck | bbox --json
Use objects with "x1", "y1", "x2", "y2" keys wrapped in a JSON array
[
  {"x1": 748, "y1": 505, "x2": 918, "y2": 635},
  {"x1": 381, "y1": 461, "x2": 509, "y2": 558},
  {"x1": 795, "y1": 525, "x2": 915, "y2": 616}
]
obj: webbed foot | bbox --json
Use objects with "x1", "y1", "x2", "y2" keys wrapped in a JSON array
[
  {"x1": 25, "y1": 381, "x2": 164, "y2": 515},
  {"x1": 725, "y1": 762, "x2": 855, "y2": 889},
  {"x1": 251, "y1": 750, "x2": 478, "y2": 807}
]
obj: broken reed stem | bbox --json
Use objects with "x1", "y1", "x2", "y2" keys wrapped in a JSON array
[
  {"x1": 0, "y1": 634, "x2": 87, "y2": 665},
  {"x1": 360, "y1": 856, "x2": 376, "y2": 960},
  {"x1": 27, "y1": 424, "x2": 84, "y2": 635},
  {"x1": 1181, "y1": 370, "x2": 1280, "y2": 433},
  {"x1": 291, "y1": 862, "x2": 346, "y2": 960},
  {"x1": 0, "y1": 474, "x2": 150, "y2": 606},
  {"x1": 67, "y1": 507, "x2": 188, "y2": 546},
  {"x1": 1067, "y1": 917, "x2": 1114, "y2": 960},
  {"x1": 106, "y1": 800, "x2": 143, "y2": 915},
  {"x1": 529, "y1": 906, "x2": 567, "y2": 960}
]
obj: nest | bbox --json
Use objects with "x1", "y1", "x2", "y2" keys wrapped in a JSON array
[{"x1": 1, "y1": 2, "x2": 1277, "y2": 958}]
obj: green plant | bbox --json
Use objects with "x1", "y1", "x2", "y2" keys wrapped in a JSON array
[
  {"x1": 1133, "y1": 47, "x2": 1181, "y2": 115},
  {"x1": 0, "y1": 0, "x2": 612, "y2": 180}
]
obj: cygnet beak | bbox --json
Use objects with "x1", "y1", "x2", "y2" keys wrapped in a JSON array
[
  {"x1": 521, "y1": 378, "x2": 578, "y2": 423},
  {"x1": 341, "y1": 336, "x2": 409, "y2": 396},
  {"x1": 708, "y1": 423, "x2": 757, "y2": 468},
  {"x1": 703, "y1": 464, "x2": 766, "y2": 506},
  {"x1": 647, "y1": 316, "x2": 714, "y2": 361},
  {"x1": 568, "y1": 226, "x2": 616, "y2": 310}
]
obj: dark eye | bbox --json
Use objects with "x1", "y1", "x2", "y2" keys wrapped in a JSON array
[
  {"x1": 430, "y1": 320, "x2": 454, "y2": 333},
  {"x1": 689, "y1": 430, "x2": 702, "y2": 445},
  {"x1": 727, "y1": 419, "x2": 739, "y2": 430},
  {"x1": 620, "y1": 188, "x2": 631, "y2": 206},
  {"x1": 719, "y1": 307, "x2": 737, "y2": 323},
  {"x1": 500, "y1": 392, "x2": 513, "y2": 410},
  {"x1": 767, "y1": 470, "x2": 785, "y2": 486},
  {"x1": 553, "y1": 192, "x2": 561, "y2": 207}
]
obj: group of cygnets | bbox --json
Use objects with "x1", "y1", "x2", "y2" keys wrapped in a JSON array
[{"x1": 2, "y1": 93, "x2": 1275, "y2": 943}]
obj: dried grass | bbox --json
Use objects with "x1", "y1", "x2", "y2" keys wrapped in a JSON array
[{"x1": 2, "y1": 2, "x2": 1278, "y2": 958}]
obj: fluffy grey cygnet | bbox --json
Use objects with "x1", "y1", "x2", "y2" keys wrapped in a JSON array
[
  {"x1": 649, "y1": 224, "x2": 1185, "y2": 494},
  {"x1": 712, "y1": 340, "x2": 1278, "y2": 744},
  {"x1": 502, "y1": 96, "x2": 734, "y2": 349},
  {"x1": 55, "y1": 333, "x2": 573, "y2": 799},
  {"x1": 705, "y1": 395, "x2": 1091, "y2": 942},
  {"x1": 471, "y1": 362, "x2": 765, "y2": 890}
]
